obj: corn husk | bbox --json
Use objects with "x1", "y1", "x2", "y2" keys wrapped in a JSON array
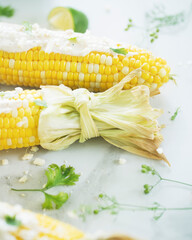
[{"x1": 38, "y1": 69, "x2": 168, "y2": 163}]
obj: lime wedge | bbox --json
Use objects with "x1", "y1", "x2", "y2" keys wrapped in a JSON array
[{"x1": 48, "y1": 7, "x2": 88, "y2": 33}]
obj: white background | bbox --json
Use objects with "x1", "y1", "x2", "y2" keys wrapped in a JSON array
[{"x1": 0, "y1": 0, "x2": 192, "y2": 239}]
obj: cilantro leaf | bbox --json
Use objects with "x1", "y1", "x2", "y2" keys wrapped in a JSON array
[
  {"x1": 110, "y1": 48, "x2": 128, "y2": 55},
  {"x1": 170, "y1": 107, "x2": 180, "y2": 121},
  {"x1": 44, "y1": 164, "x2": 80, "y2": 189},
  {"x1": 5, "y1": 215, "x2": 21, "y2": 227},
  {"x1": 34, "y1": 99, "x2": 47, "y2": 108},
  {"x1": 68, "y1": 37, "x2": 77, "y2": 43},
  {"x1": 0, "y1": 6, "x2": 14, "y2": 17},
  {"x1": 23, "y1": 21, "x2": 32, "y2": 32},
  {"x1": 42, "y1": 192, "x2": 68, "y2": 209}
]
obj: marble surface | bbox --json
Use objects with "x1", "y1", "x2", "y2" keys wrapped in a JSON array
[{"x1": 0, "y1": 0, "x2": 192, "y2": 239}]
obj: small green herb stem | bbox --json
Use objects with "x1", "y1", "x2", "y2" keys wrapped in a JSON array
[
  {"x1": 98, "y1": 203, "x2": 192, "y2": 212},
  {"x1": 162, "y1": 178, "x2": 192, "y2": 187},
  {"x1": 11, "y1": 188, "x2": 43, "y2": 192}
]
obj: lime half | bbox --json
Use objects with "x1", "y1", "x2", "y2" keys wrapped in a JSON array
[{"x1": 48, "y1": 7, "x2": 88, "y2": 33}]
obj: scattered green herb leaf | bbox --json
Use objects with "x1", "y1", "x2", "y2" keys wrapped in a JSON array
[
  {"x1": 141, "y1": 164, "x2": 192, "y2": 194},
  {"x1": 110, "y1": 48, "x2": 128, "y2": 55},
  {"x1": 11, "y1": 164, "x2": 80, "y2": 209},
  {"x1": 149, "y1": 28, "x2": 160, "y2": 43},
  {"x1": 68, "y1": 37, "x2": 77, "y2": 43},
  {"x1": 23, "y1": 21, "x2": 32, "y2": 32},
  {"x1": 5, "y1": 215, "x2": 21, "y2": 227},
  {"x1": 170, "y1": 107, "x2": 180, "y2": 121},
  {"x1": 34, "y1": 99, "x2": 47, "y2": 108},
  {"x1": 75, "y1": 193, "x2": 192, "y2": 221},
  {"x1": 0, "y1": 6, "x2": 15, "y2": 17},
  {"x1": 169, "y1": 74, "x2": 177, "y2": 85},
  {"x1": 124, "y1": 18, "x2": 134, "y2": 31},
  {"x1": 0, "y1": 92, "x2": 5, "y2": 97},
  {"x1": 43, "y1": 192, "x2": 69, "y2": 209}
]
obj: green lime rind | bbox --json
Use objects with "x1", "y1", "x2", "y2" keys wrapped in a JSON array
[{"x1": 68, "y1": 7, "x2": 88, "y2": 33}]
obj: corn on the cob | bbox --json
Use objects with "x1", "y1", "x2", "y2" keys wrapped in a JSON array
[
  {"x1": 0, "y1": 71, "x2": 167, "y2": 163},
  {"x1": 0, "y1": 22, "x2": 170, "y2": 94},
  {"x1": 0, "y1": 202, "x2": 138, "y2": 240},
  {"x1": 0, "y1": 201, "x2": 84, "y2": 240},
  {"x1": 0, "y1": 87, "x2": 41, "y2": 150}
]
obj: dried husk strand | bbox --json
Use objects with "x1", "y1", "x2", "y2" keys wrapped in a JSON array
[{"x1": 38, "y1": 69, "x2": 168, "y2": 164}]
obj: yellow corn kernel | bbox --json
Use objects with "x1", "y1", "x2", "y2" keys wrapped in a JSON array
[
  {"x1": 105, "y1": 66, "x2": 111, "y2": 75},
  {"x1": 81, "y1": 63, "x2": 88, "y2": 73},
  {"x1": 71, "y1": 62, "x2": 77, "y2": 72},
  {"x1": 142, "y1": 63, "x2": 150, "y2": 71},
  {"x1": 142, "y1": 71, "x2": 150, "y2": 80},
  {"x1": 54, "y1": 61, "x2": 60, "y2": 71},
  {"x1": 135, "y1": 60, "x2": 141, "y2": 68}
]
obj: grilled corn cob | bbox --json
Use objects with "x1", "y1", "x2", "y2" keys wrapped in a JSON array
[
  {"x1": 0, "y1": 201, "x2": 84, "y2": 240},
  {"x1": 0, "y1": 202, "x2": 138, "y2": 240},
  {"x1": 0, "y1": 70, "x2": 167, "y2": 163},
  {"x1": 0, "y1": 87, "x2": 41, "y2": 150},
  {"x1": 0, "y1": 22, "x2": 170, "y2": 94}
]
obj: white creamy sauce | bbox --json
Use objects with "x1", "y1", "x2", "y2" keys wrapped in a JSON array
[
  {"x1": 0, "y1": 202, "x2": 45, "y2": 240},
  {"x1": 0, "y1": 22, "x2": 141, "y2": 57},
  {"x1": 0, "y1": 88, "x2": 24, "y2": 115}
]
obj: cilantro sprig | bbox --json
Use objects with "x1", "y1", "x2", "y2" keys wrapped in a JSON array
[
  {"x1": 124, "y1": 4, "x2": 192, "y2": 43},
  {"x1": 0, "y1": 6, "x2": 14, "y2": 17},
  {"x1": 141, "y1": 164, "x2": 192, "y2": 194},
  {"x1": 11, "y1": 164, "x2": 80, "y2": 209},
  {"x1": 75, "y1": 193, "x2": 192, "y2": 221},
  {"x1": 110, "y1": 48, "x2": 128, "y2": 55},
  {"x1": 5, "y1": 215, "x2": 21, "y2": 227}
]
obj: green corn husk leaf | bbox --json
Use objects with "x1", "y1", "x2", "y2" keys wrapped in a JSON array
[{"x1": 38, "y1": 69, "x2": 168, "y2": 164}]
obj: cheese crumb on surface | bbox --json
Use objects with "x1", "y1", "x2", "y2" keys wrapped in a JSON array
[
  {"x1": 33, "y1": 158, "x2": 45, "y2": 166},
  {"x1": 19, "y1": 175, "x2": 28, "y2": 183},
  {"x1": 116, "y1": 158, "x2": 127, "y2": 165},
  {"x1": 156, "y1": 147, "x2": 163, "y2": 154},
  {"x1": 20, "y1": 193, "x2": 26, "y2": 197},
  {"x1": 30, "y1": 146, "x2": 39, "y2": 153},
  {"x1": 0, "y1": 159, "x2": 9, "y2": 165},
  {"x1": 67, "y1": 211, "x2": 78, "y2": 219},
  {"x1": 22, "y1": 153, "x2": 34, "y2": 161}
]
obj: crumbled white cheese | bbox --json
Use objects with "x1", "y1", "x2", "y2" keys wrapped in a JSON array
[
  {"x1": 156, "y1": 147, "x2": 163, "y2": 154},
  {"x1": 0, "y1": 22, "x2": 142, "y2": 58},
  {"x1": 0, "y1": 159, "x2": 9, "y2": 166},
  {"x1": 67, "y1": 211, "x2": 78, "y2": 219},
  {"x1": 33, "y1": 158, "x2": 45, "y2": 166},
  {"x1": 117, "y1": 158, "x2": 127, "y2": 165},
  {"x1": 19, "y1": 175, "x2": 28, "y2": 183},
  {"x1": 30, "y1": 146, "x2": 39, "y2": 153},
  {"x1": 22, "y1": 153, "x2": 33, "y2": 161},
  {"x1": 20, "y1": 193, "x2": 26, "y2": 197}
]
